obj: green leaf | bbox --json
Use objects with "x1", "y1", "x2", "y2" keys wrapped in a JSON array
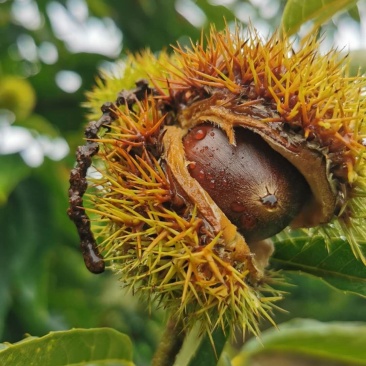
[
  {"x1": 0, "y1": 174, "x2": 59, "y2": 338},
  {"x1": 0, "y1": 328, "x2": 134, "y2": 366},
  {"x1": 232, "y1": 319, "x2": 366, "y2": 365},
  {"x1": 272, "y1": 233, "x2": 366, "y2": 297},
  {"x1": 281, "y1": 0, "x2": 358, "y2": 35},
  {"x1": 196, "y1": 0, "x2": 237, "y2": 27},
  {"x1": 174, "y1": 325, "x2": 227, "y2": 366},
  {"x1": 188, "y1": 327, "x2": 227, "y2": 366},
  {"x1": 16, "y1": 114, "x2": 60, "y2": 138},
  {"x1": 348, "y1": 4, "x2": 361, "y2": 22},
  {"x1": 0, "y1": 76, "x2": 36, "y2": 121},
  {"x1": 348, "y1": 49, "x2": 366, "y2": 75},
  {"x1": 0, "y1": 154, "x2": 30, "y2": 205}
]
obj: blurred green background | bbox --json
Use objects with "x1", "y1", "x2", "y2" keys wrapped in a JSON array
[{"x1": 1, "y1": 1, "x2": 366, "y2": 365}]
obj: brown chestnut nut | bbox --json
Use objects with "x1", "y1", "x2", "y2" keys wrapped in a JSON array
[{"x1": 183, "y1": 123, "x2": 311, "y2": 242}]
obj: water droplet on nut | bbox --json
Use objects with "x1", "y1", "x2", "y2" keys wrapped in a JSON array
[{"x1": 193, "y1": 128, "x2": 206, "y2": 140}]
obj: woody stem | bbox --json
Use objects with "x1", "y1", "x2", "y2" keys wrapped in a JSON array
[{"x1": 151, "y1": 316, "x2": 185, "y2": 366}]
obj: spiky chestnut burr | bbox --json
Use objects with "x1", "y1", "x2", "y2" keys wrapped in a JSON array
[{"x1": 68, "y1": 25, "x2": 366, "y2": 338}]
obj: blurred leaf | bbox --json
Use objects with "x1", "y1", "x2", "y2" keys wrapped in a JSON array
[
  {"x1": 86, "y1": 0, "x2": 113, "y2": 17},
  {"x1": 232, "y1": 319, "x2": 366, "y2": 366},
  {"x1": 196, "y1": 0, "x2": 237, "y2": 27},
  {"x1": 0, "y1": 328, "x2": 134, "y2": 366},
  {"x1": 275, "y1": 271, "x2": 366, "y2": 324},
  {"x1": 348, "y1": 49, "x2": 366, "y2": 75},
  {"x1": 174, "y1": 325, "x2": 227, "y2": 366},
  {"x1": 11, "y1": 159, "x2": 96, "y2": 334},
  {"x1": 188, "y1": 327, "x2": 227, "y2": 366},
  {"x1": 348, "y1": 4, "x2": 361, "y2": 21},
  {"x1": 16, "y1": 114, "x2": 60, "y2": 138},
  {"x1": 281, "y1": 0, "x2": 358, "y2": 35},
  {"x1": 0, "y1": 77, "x2": 36, "y2": 121},
  {"x1": 0, "y1": 154, "x2": 30, "y2": 205},
  {"x1": 0, "y1": 168, "x2": 67, "y2": 339},
  {"x1": 109, "y1": 0, "x2": 205, "y2": 52},
  {"x1": 272, "y1": 234, "x2": 366, "y2": 297},
  {"x1": 0, "y1": 2, "x2": 11, "y2": 27},
  {"x1": 218, "y1": 353, "x2": 233, "y2": 366}
]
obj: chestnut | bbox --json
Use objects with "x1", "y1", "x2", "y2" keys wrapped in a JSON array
[
  {"x1": 183, "y1": 124, "x2": 310, "y2": 242},
  {"x1": 68, "y1": 24, "x2": 366, "y2": 340}
]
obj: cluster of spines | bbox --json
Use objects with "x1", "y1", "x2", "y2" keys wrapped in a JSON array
[
  {"x1": 156, "y1": 25, "x2": 366, "y2": 262},
  {"x1": 87, "y1": 95, "x2": 281, "y2": 337},
  {"x1": 83, "y1": 24, "x2": 366, "y2": 338},
  {"x1": 162, "y1": 26, "x2": 366, "y2": 166}
]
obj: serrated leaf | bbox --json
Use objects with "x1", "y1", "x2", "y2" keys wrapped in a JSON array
[
  {"x1": 232, "y1": 319, "x2": 366, "y2": 365},
  {"x1": 272, "y1": 233, "x2": 366, "y2": 297},
  {"x1": 281, "y1": 0, "x2": 358, "y2": 35},
  {"x1": 0, "y1": 328, "x2": 134, "y2": 366}
]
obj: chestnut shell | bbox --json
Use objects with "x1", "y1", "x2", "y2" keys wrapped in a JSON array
[{"x1": 183, "y1": 124, "x2": 311, "y2": 242}]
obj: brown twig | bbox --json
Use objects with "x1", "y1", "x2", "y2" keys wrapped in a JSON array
[
  {"x1": 67, "y1": 103, "x2": 117, "y2": 273},
  {"x1": 67, "y1": 80, "x2": 155, "y2": 274}
]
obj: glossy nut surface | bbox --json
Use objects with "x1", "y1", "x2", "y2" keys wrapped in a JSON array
[{"x1": 183, "y1": 124, "x2": 311, "y2": 242}]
